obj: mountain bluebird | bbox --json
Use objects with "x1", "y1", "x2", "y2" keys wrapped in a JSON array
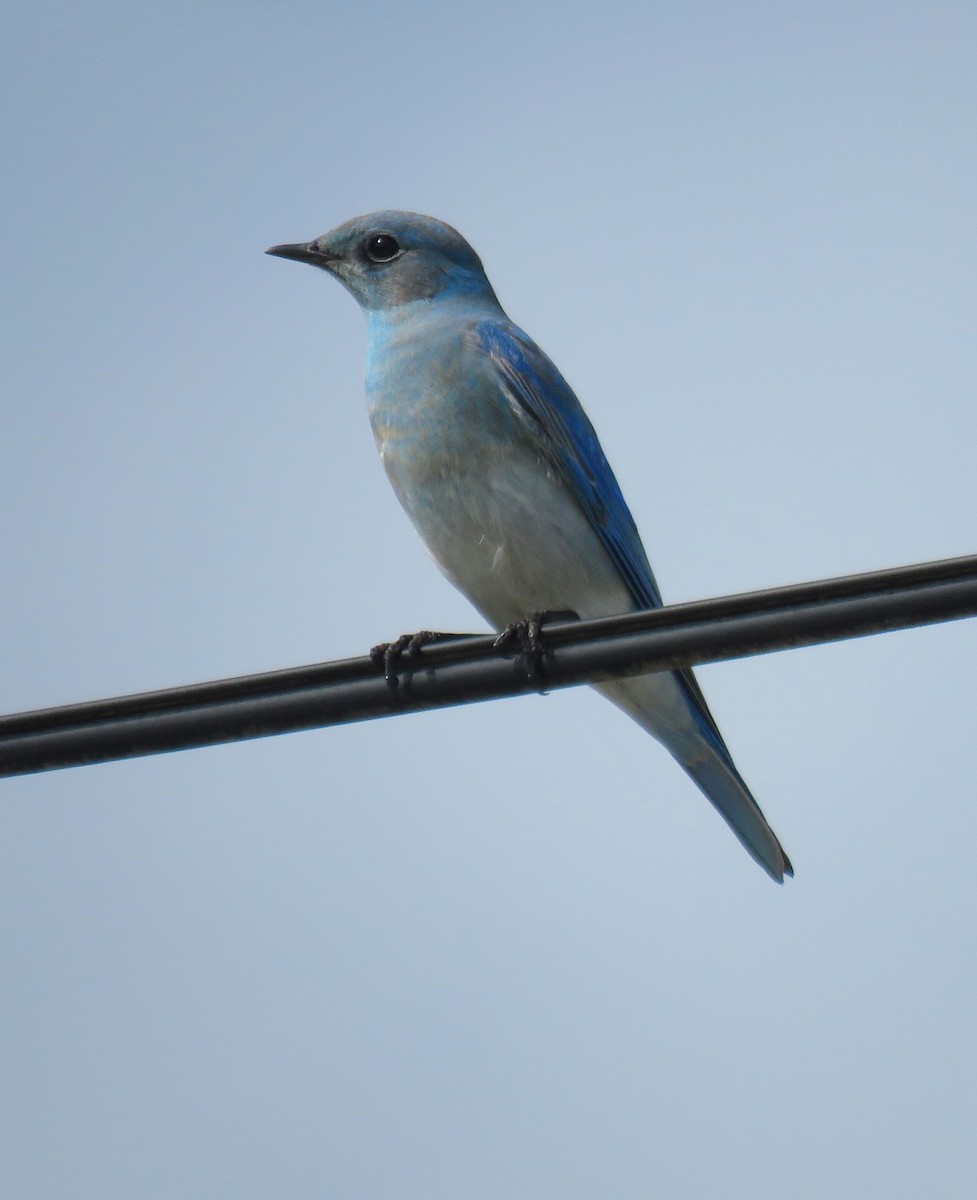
[{"x1": 267, "y1": 212, "x2": 792, "y2": 882}]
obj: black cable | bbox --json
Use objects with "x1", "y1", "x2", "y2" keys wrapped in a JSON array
[{"x1": 2, "y1": 552, "x2": 976, "y2": 779}]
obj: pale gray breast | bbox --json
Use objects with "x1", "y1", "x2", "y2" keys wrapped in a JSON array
[{"x1": 367, "y1": 309, "x2": 633, "y2": 628}]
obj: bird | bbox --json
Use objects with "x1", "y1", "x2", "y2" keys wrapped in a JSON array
[{"x1": 267, "y1": 211, "x2": 792, "y2": 882}]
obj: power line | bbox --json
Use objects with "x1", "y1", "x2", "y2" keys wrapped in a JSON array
[{"x1": 2, "y1": 552, "x2": 976, "y2": 779}]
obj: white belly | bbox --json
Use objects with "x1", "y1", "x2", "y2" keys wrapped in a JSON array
[
  {"x1": 379, "y1": 435, "x2": 633, "y2": 630},
  {"x1": 378, "y1": 429, "x2": 705, "y2": 756}
]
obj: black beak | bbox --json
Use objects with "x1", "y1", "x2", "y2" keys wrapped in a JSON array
[{"x1": 265, "y1": 241, "x2": 338, "y2": 269}]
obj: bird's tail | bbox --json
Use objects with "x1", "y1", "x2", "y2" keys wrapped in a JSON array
[
  {"x1": 596, "y1": 673, "x2": 792, "y2": 883},
  {"x1": 677, "y1": 744, "x2": 793, "y2": 883}
]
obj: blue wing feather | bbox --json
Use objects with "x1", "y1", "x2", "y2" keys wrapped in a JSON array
[
  {"x1": 475, "y1": 319, "x2": 664, "y2": 611},
  {"x1": 475, "y1": 318, "x2": 736, "y2": 762}
]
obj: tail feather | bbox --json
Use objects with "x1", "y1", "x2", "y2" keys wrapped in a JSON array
[
  {"x1": 679, "y1": 747, "x2": 793, "y2": 883},
  {"x1": 596, "y1": 672, "x2": 792, "y2": 883}
]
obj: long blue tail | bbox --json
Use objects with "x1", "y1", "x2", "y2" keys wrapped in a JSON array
[
  {"x1": 678, "y1": 744, "x2": 793, "y2": 882},
  {"x1": 596, "y1": 671, "x2": 792, "y2": 882}
]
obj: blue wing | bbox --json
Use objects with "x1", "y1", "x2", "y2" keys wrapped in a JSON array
[
  {"x1": 475, "y1": 319, "x2": 665, "y2": 611},
  {"x1": 474, "y1": 318, "x2": 736, "y2": 761}
]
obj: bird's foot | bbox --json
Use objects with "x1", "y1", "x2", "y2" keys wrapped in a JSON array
[
  {"x1": 493, "y1": 609, "x2": 578, "y2": 688},
  {"x1": 370, "y1": 630, "x2": 463, "y2": 692}
]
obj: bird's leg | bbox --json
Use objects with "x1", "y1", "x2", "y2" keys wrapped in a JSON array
[
  {"x1": 493, "y1": 609, "x2": 579, "y2": 687},
  {"x1": 370, "y1": 630, "x2": 470, "y2": 692}
]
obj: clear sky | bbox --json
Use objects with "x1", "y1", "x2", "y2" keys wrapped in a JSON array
[{"x1": 2, "y1": 1, "x2": 976, "y2": 1196}]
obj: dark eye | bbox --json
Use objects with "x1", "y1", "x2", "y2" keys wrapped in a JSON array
[{"x1": 364, "y1": 233, "x2": 402, "y2": 263}]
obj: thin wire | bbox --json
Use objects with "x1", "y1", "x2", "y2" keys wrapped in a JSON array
[{"x1": 2, "y1": 552, "x2": 976, "y2": 779}]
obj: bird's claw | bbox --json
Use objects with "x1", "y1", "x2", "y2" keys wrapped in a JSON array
[
  {"x1": 370, "y1": 630, "x2": 447, "y2": 692},
  {"x1": 493, "y1": 609, "x2": 577, "y2": 689}
]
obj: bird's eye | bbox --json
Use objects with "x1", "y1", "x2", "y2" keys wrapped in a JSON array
[{"x1": 364, "y1": 234, "x2": 402, "y2": 263}]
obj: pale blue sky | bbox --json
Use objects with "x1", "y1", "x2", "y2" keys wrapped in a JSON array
[{"x1": 2, "y1": 2, "x2": 976, "y2": 1196}]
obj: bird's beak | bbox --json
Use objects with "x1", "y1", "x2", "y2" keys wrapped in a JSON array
[{"x1": 265, "y1": 241, "x2": 338, "y2": 270}]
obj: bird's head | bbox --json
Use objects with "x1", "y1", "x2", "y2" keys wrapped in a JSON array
[{"x1": 266, "y1": 210, "x2": 497, "y2": 312}]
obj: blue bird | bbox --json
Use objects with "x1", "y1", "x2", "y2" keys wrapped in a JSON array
[{"x1": 267, "y1": 212, "x2": 792, "y2": 882}]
